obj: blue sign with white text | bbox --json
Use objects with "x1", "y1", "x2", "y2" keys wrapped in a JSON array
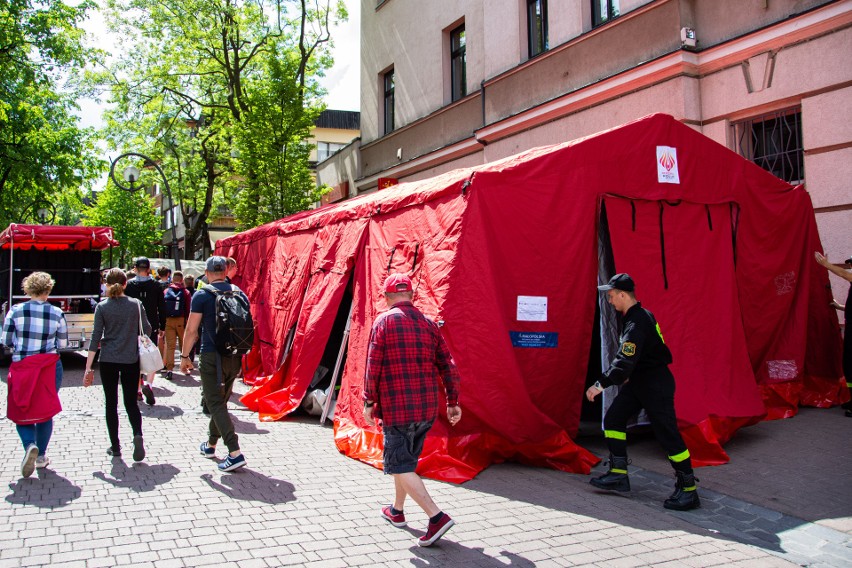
[{"x1": 509, "y1": 331, "x2": 558, "y2": 348}]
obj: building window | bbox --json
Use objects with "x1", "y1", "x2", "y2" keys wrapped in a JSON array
[
  {"x1": 316, "y1": 142, "x2": 346, "y2": 162},
  {"x1": 450, "y1": 24, "x2": 466, "y2": 101},
  {"x1": 734, "y1": 108, "x2": 804, "y2": 184},
  {"x1": 164, "y1": 205, "x2": 178, "y2": 230},
  {"x1": 383, "y1": 69, "x2": 395, "y2": 135},
  {"x1": 527, "y1": 0, "x2": 548, "y2": 58},
  {"x1": 592, "y1": 0, "x2": 620, "y2": 27}
]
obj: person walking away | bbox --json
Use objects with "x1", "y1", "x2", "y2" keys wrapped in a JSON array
[
  {"x1": 162, "y1": 271, "x2": 192, "y2": 380},
  {"x1": 586, "y1": 273, "x2": 700, "y2": 511},
  {"x1": 225, "y1": 257, "x2": 238, "y2": 283},
  {"x1": 363, "y1": 273, "x2": 462, "y2": 547},
  {"x1": 84, "y1": 268, "x2": 148, "y2": 461},
  {"x1": 2, "y1": 272, "x2": 67, "y2": 476},
  {"x1": 814, "y1": 251, "x2": 852, "y2": 416},
  {"x1": 180, "y1": 256, "x2": 248, "y2": 472},
  {"x1": 125, "y1": 257, "x2": 165, "y2": 405},
  {"x1": 155, "y1": 266, "x2": 171, "y2": 360},
  {"x1": 156, "y1": 266, "x2": 171, "y2": 290},
  {"x1": 183, "y1": 275, "x2": 199, "y2": 362}
]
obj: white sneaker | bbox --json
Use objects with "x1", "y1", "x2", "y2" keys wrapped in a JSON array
[
  {"x1": 35, "y1": 455, "x2": 50, "y2": 469},
  {"x1": 21, "y1": 444, "x2": 38, "y2": 478}
]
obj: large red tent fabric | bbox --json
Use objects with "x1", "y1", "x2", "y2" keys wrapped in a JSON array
[{"x1": 218, "y1": 114, "x2": 846, "y2": 483}]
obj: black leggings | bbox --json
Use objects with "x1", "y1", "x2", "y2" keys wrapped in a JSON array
[{"x1": 99, "y1": 361, "x2": 143, "y2": 450}]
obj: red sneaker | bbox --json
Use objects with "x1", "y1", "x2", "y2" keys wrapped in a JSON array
[
  {"x1": 381, "y1": 505, "x2": 406, "y2": 528},
  {"x1": 418, "y1": 513, "x2": 454, "y2": 547}
]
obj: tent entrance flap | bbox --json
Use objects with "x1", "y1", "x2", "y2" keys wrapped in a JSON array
[
  {"x1": 596, "y1": 198, "x2": 650, "y2": 429},
  {"x1": 300, "y1": 278, "x2": 353, "y2": 421}
]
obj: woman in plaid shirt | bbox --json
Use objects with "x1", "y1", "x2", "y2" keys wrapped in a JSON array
[{"x1": 2, "y1": 272, "x2": 67, "y2": 477}]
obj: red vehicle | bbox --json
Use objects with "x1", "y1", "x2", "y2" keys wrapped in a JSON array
[{"x1": 1, "y1": 224, "x2": 118, "y2": 361}]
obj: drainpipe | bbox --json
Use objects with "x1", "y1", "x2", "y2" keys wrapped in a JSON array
[{"x1": 480, "y1": 80, "x2": 486, "y2": 128}]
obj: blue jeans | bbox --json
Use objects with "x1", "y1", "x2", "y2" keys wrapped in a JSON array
[{"x1": 16, "y1": 359, "x2": 63, "y2": 455}]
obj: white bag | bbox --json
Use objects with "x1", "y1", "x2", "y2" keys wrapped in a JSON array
[{"x1": 137, "y1": 303, "x2": 164, "y2": 377}]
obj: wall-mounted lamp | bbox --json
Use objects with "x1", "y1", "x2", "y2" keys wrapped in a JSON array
[{"x1": 681, "y1": 27, "x2": 697, "y2": 49}]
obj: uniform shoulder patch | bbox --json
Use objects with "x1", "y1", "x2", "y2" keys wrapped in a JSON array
[{"x1": 621, "y1": 342, "x2": 636, "y2": 356}]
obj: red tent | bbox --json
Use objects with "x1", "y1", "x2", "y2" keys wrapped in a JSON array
[{"x1": 217, "y1": 114, "x2": 847, "y2": 483}]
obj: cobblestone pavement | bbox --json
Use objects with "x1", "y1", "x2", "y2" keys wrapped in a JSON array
[{"x1": 0, "y1": 353, "x2": 849, "y2": 567}]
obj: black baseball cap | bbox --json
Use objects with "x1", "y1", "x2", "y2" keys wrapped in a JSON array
[
  {"x1": 134, "y1": 256, "x2": 150, "y2": 269},
  {"x1": 597, "y1": 273, "x2": 635, "y2": 292}
]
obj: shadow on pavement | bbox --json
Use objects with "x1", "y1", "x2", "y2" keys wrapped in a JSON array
[
  {"x1": 411, "y1": 544, "x2": 536, "y2": 567},
  {"x1": 93, "y1": 460, "x2": 180, "y2": 492},
  {"x1": 6, "y1": 470, "x2": 82, "y2": 508},
  {"x1": 200, "y1": 471, "x2": 295, "y2": 504},
  {"x1": 232, "y1": 414, "x2": 270, "y2": 435},
  {"x1": 578, "y1": 407, "x2": 852, "y2": 524},
  {"x1": 465, "y1": 460, "x2": 790, "y2": 554},
  {"x1": 162, "y1": 372, "x2": 199, "y2": 386},
  {"x1": 141, "y1": 404, "x2": 184, "y2": 420},
  {"x1": 148, "y1": 386, "x2": 175, "y2": 399}
]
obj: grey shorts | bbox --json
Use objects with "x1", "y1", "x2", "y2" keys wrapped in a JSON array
[{"x1": 382, "y1": 420, "x2": 434, "y2": 475}]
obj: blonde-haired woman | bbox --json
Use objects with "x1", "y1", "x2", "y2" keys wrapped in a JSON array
[
  {"x1": 1, "y1": 272, "x2": 67, "y2": 477},
  {"x1": 84, "y1": 268, "x2": 150, "y2": 461}
]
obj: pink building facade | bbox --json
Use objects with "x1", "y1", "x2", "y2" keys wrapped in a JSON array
[{"x1": 318, "y1": 0, "x2": 851, "y2": 300}]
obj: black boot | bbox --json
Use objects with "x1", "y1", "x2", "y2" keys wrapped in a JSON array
[
  {"x1": 664, "y1": 471, "x2": 700, "y2": 510},
  {"x1": 590, "y1": 455, "x2": 630, "y2": 492}
]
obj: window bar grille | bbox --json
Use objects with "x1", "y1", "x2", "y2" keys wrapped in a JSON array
[{"x1": 735, "y1": 108, "x2": 803, "y2": 185}]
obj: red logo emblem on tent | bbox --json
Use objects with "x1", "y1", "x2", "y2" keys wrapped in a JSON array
[
  {"x1": 659, "y1": 151, "x2": 676, "y2": 172},
  {"x1": 656, "y1": 146, "x2": 680, "y2": 184}
]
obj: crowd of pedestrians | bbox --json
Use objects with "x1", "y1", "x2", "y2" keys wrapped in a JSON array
[{"x1": 2, "y1": 256, "x2": 248, "y2": 474}]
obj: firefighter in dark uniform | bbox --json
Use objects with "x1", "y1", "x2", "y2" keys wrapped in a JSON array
[{"x1": 585, "y1": 273, "x2": 700, "y2": 511}]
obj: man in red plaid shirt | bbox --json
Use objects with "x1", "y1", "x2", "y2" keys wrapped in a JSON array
[{"x1": 363, "y1": 273, "x2": 461, "y2": 547}]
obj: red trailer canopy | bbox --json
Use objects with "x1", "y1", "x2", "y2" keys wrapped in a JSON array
[{"x1": 1, "y1": 224, "x2": 118, "y2": 251}]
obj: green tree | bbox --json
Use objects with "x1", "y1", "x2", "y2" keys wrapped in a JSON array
[
  {"x1": 102, "y1": 0, "x2": 343, "y2": 245},
  {"x1": 0, "y1": 0, "x2": 104, "y2": 227},
  {"x1": 232, "y1": 44, "x2": 325, "y2": 226},
  {"x1": 83, "y1": 182, "x2": 162, "y2": 268}
]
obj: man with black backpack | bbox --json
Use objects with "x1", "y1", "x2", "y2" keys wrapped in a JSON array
[
  {"x1": 180, "y1": 256, "x2": 253, "y2": 472},
  {"x1": 162, "y1": 271, "x2": 191, "y2": 380}
]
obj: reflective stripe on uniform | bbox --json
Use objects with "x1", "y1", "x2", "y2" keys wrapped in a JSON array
[
  {"x1": 610, "y1": 468, "x2": 627, "y2": 474},
  {"x1": 668, "y1": 449, "x2": 690, "y2": 462},
  {"x1": 604, "y1": 430, "x2": 626, "y2": 440},
  {"x1": 683, "y1": 485, "x2": 697, "y2": 491}
]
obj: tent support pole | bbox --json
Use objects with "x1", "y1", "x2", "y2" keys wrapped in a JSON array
[{"x1": 320, "y1": 300, "x2": 355, "y2": 425}]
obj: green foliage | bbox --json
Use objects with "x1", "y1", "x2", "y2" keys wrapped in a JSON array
[
  {"x1": 83, "y1": 182, "x2": 162, "y2": 268},
  {"x1": 232, "y1": 43, "x2": 325, "y2": 227},
  {"x1": 0, "y1": 0, "x2": 104, "y2": 227},
  {"x1": 101, "y1": 0, "x2": 344, "y2": 239}
]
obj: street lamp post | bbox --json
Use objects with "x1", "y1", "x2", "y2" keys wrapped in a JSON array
[
  {"x1": 25, "y1": 200, "x2": 56, "y2": 225},
  {"x1": 109, "y1": 152, "x2": 181, "y2": 270}
]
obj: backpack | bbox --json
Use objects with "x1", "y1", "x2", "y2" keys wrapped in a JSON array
[
  {"x1": 202, "y1": 285, "x2": 255, "y2": 356},
  {"x1": 163, "y1": 287, "x2": 184, "y2": 318}
]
